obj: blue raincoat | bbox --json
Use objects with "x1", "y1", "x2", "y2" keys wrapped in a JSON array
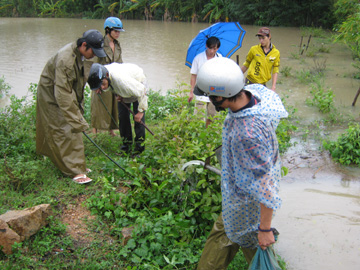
[{"x1": 221, "y1": 84, "x2": 288, "y2": 248}]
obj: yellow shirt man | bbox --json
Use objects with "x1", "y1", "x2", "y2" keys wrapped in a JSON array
[{"x1": 241, "y1": 27, "x2": 280, "y2": 91}]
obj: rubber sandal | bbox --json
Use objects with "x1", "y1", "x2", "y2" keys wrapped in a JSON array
[
  {"x1": 72, "y1": 174, "x2": 92, "y2": 184},
  {"x1": 86, "y1": 168, "x2": 92, "y2": 173}
]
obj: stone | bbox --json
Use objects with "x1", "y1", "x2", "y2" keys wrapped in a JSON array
[
  {"x1": 0, "y1": 219, "x2": 21, "y2": 255},
  {"x1": 0, "y1": 204, "x2": 52, "y2": 241}
]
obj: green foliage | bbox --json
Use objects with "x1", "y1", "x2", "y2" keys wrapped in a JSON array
[
  {"x1": 296, "y1": 69, "x2": 323, "y2": 84},
  {"x1": 333, "y1": 1, "x2": 360, "y2": 59},
  {"x1": 0, "y1": 0, "x2": 339, "y2": 27},
  {"x1": 305, "y1": 81, "x2": 335, "y2": 113},
  {"x1": 324, "y1": 124, "x2": 360, "y2": 166},
  {"x1": 87, "y1": 106, "x2": 224, "y2": 268},
  {"x1": 92, "y1": 0, "x2": 112, "y2": 19},
  {"x1": 83, "y1": 85, "x2": 92, "y2": 123},
  {"x1": 300, "y1": 27, "x2": 327, "y2": 38},
  {"x1": 0, "y1": 76, "x2": 10, "y2": 99},
  {"x1": 0, "y1": 84, "x2": 68, "y2": 197},
  {"x1": 277, "y1": 96, "x2": 298, "y2": 154},
  {"x1": 280, "y1": 66, "x2": 292, "y2": 77},
  {"x1": 0, "y1": 84, "x2": 37, "y2": 156},
  {"x1": 333, "y1": 0, "x2": 359, "y2": 28},
  {"x1": 86, "y1": 90, "x2": 295, "y2": 268},
  {"x1": 202, "y1": 0, "x2": 231, "y2": 23},
  {"x1": 38, "y1": 0, "x2": 67, "y2": 17},
  {"x1": 146, "y1": 88, "x2": 188, "y2": 121}
]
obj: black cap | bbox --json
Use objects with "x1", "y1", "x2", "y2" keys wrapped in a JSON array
[
  {"x1": 88, "y1": 63, "x2": 108, "y2": 90},
  {"x1": 83, "y1": 30, "x2": 106, "y2": 58}
]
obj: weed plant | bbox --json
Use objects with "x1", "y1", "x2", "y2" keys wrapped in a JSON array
[
  {"x1": 0, "y1": 76, "x2": 10, "y2": 99},
  {"x1": 300, "y1": 27, "x2": 327, "y2": 38},
  {"x1": 280, "y1": 66, "x2": 292, "y2": 77},
  {"x1": 305, "y1": 81, "x2": 335, "y2": 113},
  {"x1": 0, "y1": 82, "x2": 292, "y2": 269},
  {"x1": 323, "y1": 124, "x2": 360, "y2": 166}
]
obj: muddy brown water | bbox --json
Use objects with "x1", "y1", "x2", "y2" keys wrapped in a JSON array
[{"x1": 1, "y1": 18, "x2": 360, "y2": 269}]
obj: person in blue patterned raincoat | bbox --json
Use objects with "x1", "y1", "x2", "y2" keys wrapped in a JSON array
[{"x1": 193, "y1": 57, "x2": 288, "y2": 269}]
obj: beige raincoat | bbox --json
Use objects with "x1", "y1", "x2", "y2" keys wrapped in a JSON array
[
  {"x1": 36, "y1": 42, "x2": 89, "y2": 177},
  {"x1": 90, "y1": 35, "x2": 122, "y2": 130}
]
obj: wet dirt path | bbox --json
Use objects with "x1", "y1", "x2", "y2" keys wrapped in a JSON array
[{"x1": 274, "y1": 148, "x2": 360, "y2": 270}]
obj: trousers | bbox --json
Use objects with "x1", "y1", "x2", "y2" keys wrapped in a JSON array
[
  {"x1": 118, "y1": 100, "x2": 145, "y2": 152},
  {"x1": 197, "y1": 214, "x2": 257, "y2": 270}
]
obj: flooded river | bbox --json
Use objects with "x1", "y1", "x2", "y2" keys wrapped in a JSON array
[
  {"x1": 274, "y1": 146, "x2": 360, "y2": 270},
  {"x1": 1, "y1": 18, "x2": 360, "y2": 269}
]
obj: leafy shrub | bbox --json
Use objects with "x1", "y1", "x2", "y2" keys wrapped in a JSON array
[
  {"x1": 146, "y1": 89, "x2": 190, "y2": 121},
  {"x1": 324, "y1": 124, "x2": 360, "y2": 166},
  {"x1": 0, "y1": 83, "x2": 64, "y2": 194},
  {"x1": 305, "y1": 81, "x2": 335, "y2": 113},
  {"x1": 88, "y1": 108, "x2": 225, "y2": 268},
  {"x1": 0, "y1": 76, "x2": 11, "y2": 99},
  {"x1": 87, "y1": 91, "x2": 295, "y2": 268}
]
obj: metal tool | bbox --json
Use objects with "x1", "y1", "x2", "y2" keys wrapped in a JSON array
[
  {"x1": 82, "y1": 131, "x2": 130, "y2": 175},
  {"x1": 182, "y1": 160, "x2": 221, "y2": 175},
  {"x1": 182, "y1": 145, "x2": 222, "y2": 175}
]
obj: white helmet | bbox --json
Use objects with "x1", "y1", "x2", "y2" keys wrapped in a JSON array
[{"x1": 194, "y1": 57, "x2": 245, "y2": 98}]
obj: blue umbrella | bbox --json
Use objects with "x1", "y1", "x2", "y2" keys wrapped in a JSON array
[{"x1": 185, "y1": 22, "x2": 246, "y2": 68}]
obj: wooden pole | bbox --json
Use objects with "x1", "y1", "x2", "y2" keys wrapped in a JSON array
[
  {"x1": 236, "y1": 55, "x2": 239, "y2": 65},
  {"x1": 305, "y1": 35, "x2": 312, "y2": 52},
  {"x1": 352, "y1": 87, "x2": 360, "y2": 106}
]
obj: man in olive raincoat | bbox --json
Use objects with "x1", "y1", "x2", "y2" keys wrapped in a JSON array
[{"x1": 36, "y1": 30, "x2": 106, "y2": 184}]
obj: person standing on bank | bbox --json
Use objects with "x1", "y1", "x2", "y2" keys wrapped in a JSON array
[
  {"x1": 193, "y1": 57, "x2": 288, "y2": 268},
  {"x1": 36, "y1": 30, "x2": 106, "y2": 184},
  {"x1": 188, "y1": 36, "x2": 222, "y2": 127},
  {"x1": 241, "y1": 27, "x2": 280, "y2": 91},
  {"x1": 91, "y1": 17, "x2": 124, "y2": 136},
  {"x1": 87, "y1": 62, "x2": 148, "y2": 154}
]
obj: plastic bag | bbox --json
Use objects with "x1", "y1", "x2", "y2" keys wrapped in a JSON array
[{"x1": 248, "y1": 246, "x2": 282, "y2": 270}]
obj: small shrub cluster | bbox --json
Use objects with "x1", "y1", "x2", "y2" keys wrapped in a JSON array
[
  {"x1": 87, "y1": 108, "x2": 225, "y2": 269},
  {"x1": 323, "y1": 124, "x2": 360, "y2": 166},
  {"x1": 0, "y1": 76, "x2": 10, "y2": 99},
  {"x1": 306, "y1": 81, "x2": 335, "y2": 113}
]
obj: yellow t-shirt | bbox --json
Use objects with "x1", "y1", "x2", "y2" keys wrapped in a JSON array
[{"x1": 243, "y1": 44, "x2": 280, "y2": 85}]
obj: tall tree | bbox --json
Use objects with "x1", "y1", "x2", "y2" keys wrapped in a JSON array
[{"x1": 202, "y1": 0, "x2": 231, "y2": 22}]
